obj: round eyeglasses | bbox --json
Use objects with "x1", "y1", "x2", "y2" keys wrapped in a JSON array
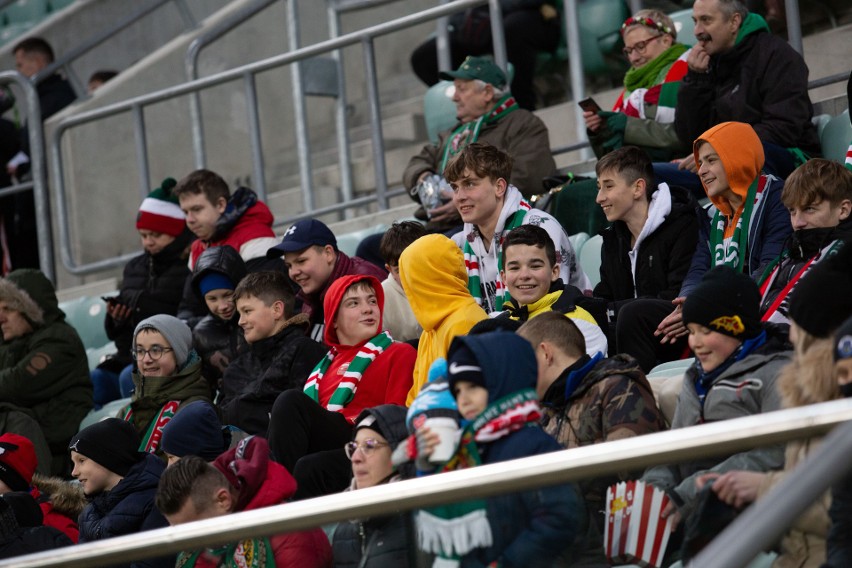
[
  {"x1": 344, "y1": 439, "x2": 389, "y2": 460},
  {"x1": 131, "y1": 345, "x2": 174, "y2": 361},
  {"x1": 623, "y1": 34, "x2": 662, "y2": 57}
]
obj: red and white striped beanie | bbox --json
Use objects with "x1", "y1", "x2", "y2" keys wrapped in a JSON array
[{"x1": 136, "y1": 177, "x2": 185, "y2": 237}]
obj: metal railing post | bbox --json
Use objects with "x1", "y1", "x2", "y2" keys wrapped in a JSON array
[
  {"x1": 243, "y1": 72, "x2": 267, "y2": 201},
  {"x1": 361, "y1": 36, "x2": 388, "y2": 210},
  {"x1": 564, "y1": 0, "x2": 587, "y2": 153},
  {"x1": 785, "y1": 0, "x2": 804, "y2": 55},
  {"x1": 172, "y1": 0, "x2": 198, "y2": 29},
  {"x1": 487, "y1": 0, "x2": 507, "y2": 72},
  {"x1": 286, "y1": 0, "x2": 315, "y2": 212},
  {"x1": 131, "y1": 103, "x2": 151, "y2": 199},
  {"x1": 437, "y1": 0, "x2": 453, "y2": 72},
  {"x1": 326, "y1": 1, "x2": 355, "y2": 217}
]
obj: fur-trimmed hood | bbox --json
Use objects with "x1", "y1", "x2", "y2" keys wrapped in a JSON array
[
  {"x1": 0, "y1": 270, "x2": 62, "y2": 327},
  {"x1": 777, "y1": 338, "x2": 839, "y2": 409},
  {"x1": 32, "y1": 473, "x2": 87, "y2": 520}
]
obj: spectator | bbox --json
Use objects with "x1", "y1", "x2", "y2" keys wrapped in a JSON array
[
  {"x1": 410, "y1": 2, "x2": 560, "y2": 111},
  {"x1": 517, "y1": 311, "x2": 666, "y2": 562},
  {"x1": 498, "y1": 224, "x2": 608, "y2": 356},
  {"x1": 403, "y1": 57, "x2": 556, "y2": 231},
  {"x1": 267, "y1": 274, "x2": 415, "y2": 499},
  {"x1": 657, "y1": 0, "x2": 820, "y2": 194},
  {"x1": 0, "y1": 269, "x2": 92, "y2": 475},
  {"x1": 219, "y1": 271, "x2": 326, "y2": 434},
  {"x1": 585, "y1": 10, "x2": 691, "y2": 161},
  {"x1": 117, "y1": 315, "x2": 212, "y2": 456},
  {"x1": 189, "y1": 245, "x2": 248, "y2": 395},
  {"x1": 0, "y1": 433, "x2": 84, "y2": 543},
  {"x1": 332, "y1": 405, "x2": 416, "y2": 567},
  {"x1": 378, "y1": 221, "x2": 426, "y2": 342},
  {"x1": 416, "y1": 331, "x2": 583, "y2": 566},
  {"x1": 160, "y1": 400, "x2": 232, "y2": 467},
  {"x1": 155, "y1": 439, "x2": 333, "y2": 568},
  {"x1": 92, "y1": 177, "x2": 194, "y2": 406},
  {"x1": 70, "y1": 418, "x2": 173, "y2": 568},
  {"x1": 0, "y1": 115, "x2": 22, "y2": 273},
  {"x1": 266, "y1": 218, "x2": 387, "y2": 341},
  {"x1": 399, "y1": 234, "x2": 488, "y2": 404},
  {"x1": 0, "y1": 492, "x2": 71, "y2": 559},
  {"x1": 620, "y1": 121, "x2": 790, "y2": 372},
  {"x1": 87, "y1": 70, "x2": 118, "y2": 94},
  {"x1": 642, "y1": 267, "x2": 789, "y2": 527},
  {"x1": 447, "y1": 143, "x2": 588, "y2": 313}
]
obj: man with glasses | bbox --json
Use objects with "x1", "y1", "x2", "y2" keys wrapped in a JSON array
[
  {"x1": 656, "y1": 0, "x2": 819, "y2": 196},
  {"x1": 584, "y1": 9, "x2": 692, "y2": 162},
  {"x1": 0, "y1": 269, "x2": 92, "y2": 475}
]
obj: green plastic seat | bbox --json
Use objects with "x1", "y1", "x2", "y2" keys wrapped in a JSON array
[
  {"x1": 579, "y1": 234, "x2": 603, "y2": 288},
  {"x1": 549, "y1": 178, "x2": 609, "y2": 237},
  {"x1": 86, "y1": 341, "x2": 116, "y2": 372},
  {"x1": 78, "y1": 397, "x2": 131, "y2": 431},
  {"x1": 647, "y1": 357, "x2": 695, "y2": 378},
  {"x1": 669, "y1": 8, "x2": 697, "y2": 47},
  {"x1": 578, "y1": 0, "x2": 629, "y2": 76},
  {"x1": 59, "y1": 295, "x2": 111, "y2": 350},
  {"x1": 0, "y1": 0, "x2": 48, "y2": 24},
  {"x1": 569, "y1": 232, "x2": 590, "y2": 256},
  {"x1": 820, "y1": 109, "x2": 851, "y2": 164},
  {"x1": 424, "y1": 81, "x2": 457, "y2": 144}
]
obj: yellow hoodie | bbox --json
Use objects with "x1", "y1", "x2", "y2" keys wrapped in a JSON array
[
  {"x1": 399, "y1": 234, "x2": 488, "y2": 404},
  {"x1": 694, "y1": 121, "x2": 765, "y2": 233}
]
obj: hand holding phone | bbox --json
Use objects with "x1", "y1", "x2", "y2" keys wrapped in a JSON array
[{"x1": 578, "y1": 97, "x2": 602, "y2": 114}]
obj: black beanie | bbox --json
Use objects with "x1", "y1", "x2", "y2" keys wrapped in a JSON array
[
  {"x1": 69, "y1": 418, "x2": 143, "y2": 477},
  {"x1": 788, "y1": 244, "x2": 852, "y2": 338},
  {"x1": 446, "y1": 340, "x2": 486, "y2": 392},
  {"x1": 682, "y1": 266, "x2": 762, "y2": 340}
]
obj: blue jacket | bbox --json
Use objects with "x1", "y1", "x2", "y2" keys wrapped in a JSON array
[
  {"x1": 78, "y1": 454, "x2": 173, "y2": 568},
  {"x1": 448, "y1": 333, "x2": 586, "y2": 568}
]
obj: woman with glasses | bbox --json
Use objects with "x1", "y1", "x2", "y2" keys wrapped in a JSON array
[
  {"x1": 117, "y1": 314, "x2": 213, "y2": 456},
  {"x1": 332, "y1": 404, "x2": 416, "y2": 567},
  {"x1": 584, "y1": 9, "x2": 692, "y2": 161}
]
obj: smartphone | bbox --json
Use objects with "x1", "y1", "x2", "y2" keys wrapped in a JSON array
[
  {"x1": 578, "y1": 97, "x2": 602, "y2": 114},
  {"x1": 100, "y1": 296, "x2": 118, "y2": 304}
]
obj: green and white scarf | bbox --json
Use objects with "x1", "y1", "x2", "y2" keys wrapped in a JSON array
[
  {"x1": 463, "y1": 202, "x2": 530, "y2": 310},
  {"x1": 176, "y1": 537, "x2": 274, "y2": 568},
  {"x1": 708, "y1": 176, "x2": 767, "y2": 272},
  {"x1": 303, "y1": 331, "x2": 394, "y2": 411},
  {"x1": 440, "y1": 94, "x2": 518, "y2": 172}
]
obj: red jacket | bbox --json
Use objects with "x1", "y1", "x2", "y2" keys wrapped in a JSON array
[
  {"x1": 183, "y1": 437, "x2": 332, "y2": 568},
  {"x1": 189, "y1": 200, "x2": 276, "y2": 269},
  {"x1": 32, "y1": 486, "x2": 79, "y2": 544}
]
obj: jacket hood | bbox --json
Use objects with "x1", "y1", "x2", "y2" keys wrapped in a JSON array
[
  {"x1": 0, "y1": 270, "x2": 61, "y2": 327},
  {"x1": 734, "y1": 12, "x2": 770, "y2": 45},
  {"x1": 190, "y1": 244, "x2": 248, "y2": 300},
  {"x1": 694, "y1": 121, "x2": 764, "y2": 216},
  {"x1": 131, "y1": 353, "x2": 210, "y2": 403},
  {"x1": 153, "y1": 228, "x2": 194, "y2": 265},
  {"x1": 322, "y1": 274, "x2": 384, "y2": 347},
  {"x1": 777, "y1": 338, "x2": 838, "y2": 408},
  {"x1": 107, "y1": 453, "x2": 165, "y2": 504},
  {"x1": 447, "y1": 331, "x2": 537, "y2": 401},
  {"x1": 31, "y1": 474, "x2": 86, "y2": 521},
  {"x1": 213, "y1": 436, "x2": 296, "y2": 512},
  {"x1": 353, "y1": 404, "x2": 409, "y2": 448},
  {"x1": 399, "y1": 234, "x2": 477, "y2": 331}
]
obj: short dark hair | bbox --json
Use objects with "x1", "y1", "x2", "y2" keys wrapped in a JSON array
[
  {"x1": 234, "y1": 271, "x2": 295, "y2": 317},
  {"x1": 502, "y1": 225, "x2": 557, "y2": 268},
  {"x1": 13, "y1": 37, "x2": 54, "y2": 62},
  {"x1": 155, "y1": 456, "x2": 232, "y2": 517},
  {"x1": 88, "y1": 70, "x2": 118, "y2": 85},
  {"x1": 379, "y1": 221, "x2": 427, "y2": 265},
  {"x1": 782, "y1": 158, "x2": 852, "y2": 210},
  {"x1": 517, "y1": 311, "x2": 586, "y2": 358},
  {"x1": 173, "y1": 169, "x2": 231, "y2": 204},
  {"x1": 443, "y1": 142, "x2": 513, "y2": 185},
  {"x1": 595, "y1": 146, "x2": 656, "y2": 201}
]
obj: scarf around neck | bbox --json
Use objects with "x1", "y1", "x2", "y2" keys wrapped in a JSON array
[
  {"x1": 303, "y1": 331, "x2": 394, "y2": 411},
  {"x1": 623, "y1": 43, "x2": 688, "y2": 94},
  {"x1": 440, "y1": 94, "x2": 518, "y2": 172},
  {"x1": 708, "y1": 176, "x2": 766, "y2": 271}
]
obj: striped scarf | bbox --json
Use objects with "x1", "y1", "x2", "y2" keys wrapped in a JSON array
[
  {"x1": 303, "y1": 331, "x2": 394, "y2": 411},
  {"x1": 708, "y1": 176, "x2": 767, "y2": 272},
  {"x1": 118, "y1": 400, "x2": 180, "y2": 454},
  {"x1": 463, "y1": 201, "x2": 529, "y2": 310},
  {"x1": 616, "y1": 44, "x2": 688, "y2": 124},
  {"x1": 440, "y1": 94, "x2": 518, "y2": 172},
  {"x1": 846, "y1": 142, "x2": 851, "y2": 171}
]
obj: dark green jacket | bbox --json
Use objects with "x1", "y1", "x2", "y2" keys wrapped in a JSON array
[{"x1": 0, "y1": 270, "x2": 92, "y2": 460}]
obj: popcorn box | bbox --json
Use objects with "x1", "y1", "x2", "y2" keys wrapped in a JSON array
[{"x1": 604, "y1": 480, "x2": 674, "y2": 567}]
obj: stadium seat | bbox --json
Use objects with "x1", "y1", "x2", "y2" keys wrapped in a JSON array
[
  {"x1": 335, "y1": 223, "x2": 388, "y2": 257},
  {"x1": 86, "y1": 341, "x2": 116, "y2": 371},
  {"x1": 669, "y1": 8, "x2": 697, "y2": 46},
  {"x1": 0, "y1": 0, "x2": 48, "y2": 24},
  {"x1": 424, "y1": 80, "x2": 456, "y2": 144},
  {"x1": 820, "y1": 109, "x2": 851, "y2": 163},
  {"x1": 78, "y1": 396, "x2": 131, "y2": 431},
  {"x1": 812, "y1": 113, "x2": 831, "y2": 139},
  {"x1": 59, "y1": 295, "x2": 110, "y2": 350},
  {"x1": 569, "y1": 232, "x2": 590, "y2": 256},
  {"x1": 647, "y1": 357, "x2": 695, "y2": 378},
  {"x1": 579, "y1": 234, "x2": 603, "y2": 288}
]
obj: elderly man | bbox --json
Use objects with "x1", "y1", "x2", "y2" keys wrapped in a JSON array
[
  {"x1": 654, "y1": 0, "x2": 820, "y2": 195},
  {"x1": 403, "y1": 56, "x2": 556, "y2": 231}
]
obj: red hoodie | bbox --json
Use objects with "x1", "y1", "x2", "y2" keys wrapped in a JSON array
[
  {"x1": 189, "y1": 200, "x2": 277, "y2": 269},
  {"x1": 315, "y1": 274, "x2": 415, "y2": 423},
  {"x1": 184, "y1": 437, "x2": 332, "y2": 568}
]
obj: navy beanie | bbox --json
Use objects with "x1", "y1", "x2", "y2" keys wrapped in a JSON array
[{"x1": 160, "y1": 401, "x2": 229, "y2": 461}]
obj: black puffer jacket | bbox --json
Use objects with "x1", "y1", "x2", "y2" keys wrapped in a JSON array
[
  {"x1": 594, "y1": 184, "x2": 699, "y2": 302},
  {"x1": 0, "y1": 491, "x2": 72, "y2": 559},
  {"x1": 105, "y1": 230, "x2": 193, "y2": 365},
  {"x1": 219, "y1": 315, "x2": 326, "y2": 434},
  {"x1": 332, "y1": 405, "x2": 416, "y2": 568},
  {"x1": 189, "y1": 245, "x2": 248, "y2": 389},
  {"x1": 78, "y1": 454, "x2": 172, "y2": 568}
]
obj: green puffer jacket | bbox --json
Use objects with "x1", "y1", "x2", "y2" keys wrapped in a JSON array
[{"x1": 0, "y1": 270, "x2": 92, "y2": 468}]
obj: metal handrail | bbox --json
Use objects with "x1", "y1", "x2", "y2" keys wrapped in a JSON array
[
  {"x1": 32, "y1": 0, "x2": 197, "y2": 96},
  {"x1": 0, "y1": 70, "x2": 52, "y2": 282},
  {"x1": 50, "y1": 0, "x2": 497, "y2": 276},
  {"x1": 7, "y1": 398, "x2": 852, "y2": 568}
]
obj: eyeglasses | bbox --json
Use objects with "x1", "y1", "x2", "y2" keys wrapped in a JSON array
[
  {"x1": 131, "y1": 346, "x2": 173, "y2": 361},
  {"x1": 344, "y1": 439, "x2": 389, "y2": 460},
  {"x1": 623, "y1": 34, "x2": 662, "y2": 57}
]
